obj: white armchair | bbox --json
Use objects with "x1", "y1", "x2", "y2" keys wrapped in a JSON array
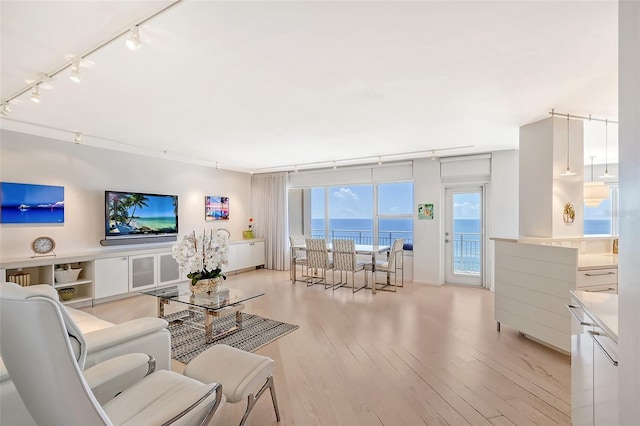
[
  {"x1": 0, "y1": 281, "x2": 224, "y2": 425},
  {"x1": 0, "y1": 283, "x2": 171, "y2": 425}
]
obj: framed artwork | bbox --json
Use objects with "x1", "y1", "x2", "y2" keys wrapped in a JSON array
[
  {"x1": 0, "y1": 182, "x2": 64, "y2": 224},
  {"x1": 205, "y1": 196, "x2": 229, "y2": 221},
  {"x1": 418, "y1": 203, "x2": 434, "y2": 220}
]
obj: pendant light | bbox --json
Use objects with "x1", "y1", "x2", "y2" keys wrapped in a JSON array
[
  {"x1": 560, "y1": 114, "x2": 576, "y2": 176},
  {"x1": 599, "y1": 119, "x2": 615, "y2": 178},
  {"x1": 584, "y1": 156, "x2": 609, "y2": 207}
]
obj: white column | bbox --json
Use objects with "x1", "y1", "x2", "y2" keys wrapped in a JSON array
[{"x1": 618, "y1": 1, "x2": 640, "y2": 423}]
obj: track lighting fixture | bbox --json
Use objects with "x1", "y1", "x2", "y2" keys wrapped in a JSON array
[
  {"x1": 0, "y1": 103, "x2": 11, "y2": 116},
  {"x1": 377, "y1": 156, "x2": 382, "y2": 166},
  {"x1": 333, "y1": 161, "x2": 337, "y2": 170},
  {"x1": 431, "y1": 151, "x2": 438, "y2": 161},
  {"x1": 126, "y1": 26, "x2": 142, "y2": 50},
  {"x1": 74, "y1": 132, "x2": 82, "y2": 144},
  {"x1": 560, "y1": 114, "x2": 576, "y2": 176},
  {"x1": 599, "y1": 119, "x2": 615, "y2": 178},
  {"x1": 30, "y1": 85, "x2": 41, "y2": 103},
  {"x1": 69, "y1": 59, "x2": 81, "y2": 83}
]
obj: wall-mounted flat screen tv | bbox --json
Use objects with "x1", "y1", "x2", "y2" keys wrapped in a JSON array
[
  {"x1": 0, "y1": 182, "x2": 64, "y2": 224},
  {"x1": 105, "y1": 191, "x2": 178, "y2": 239}
]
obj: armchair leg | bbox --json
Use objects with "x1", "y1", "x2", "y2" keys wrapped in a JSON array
[{"x1": 238, "y1": 375, "x2": 280, "y2": 426}]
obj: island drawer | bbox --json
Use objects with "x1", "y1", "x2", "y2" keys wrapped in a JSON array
[{"x1": 577, "y1": 268, "x2": 618, "y2": 289}]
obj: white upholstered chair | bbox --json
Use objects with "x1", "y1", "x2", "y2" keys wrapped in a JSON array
[
  {"x1": 365, "y1": 238, "x2": 405, "y2": 292},
  {"x1": 289, "y1": 234, "x2": 308, "y2": 283},
  {"x1": 331, "y1": 239, "x2": 367, "y2": 293},
  {"x1": 304, "y1": 238, "x2": 333, "y2": 288},
  {"x1": 0, "y1": 282, "x2": 224, "y2": 425}
]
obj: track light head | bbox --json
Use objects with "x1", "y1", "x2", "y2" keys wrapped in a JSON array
[
  {"x1": 126, "y1": 26, "x2": 142, "y2": 50},
  {"x1": 0, "y1": 103, "x2": 11, "y2": 116},
  {"x1": 74, "y1": 132, "x2": 82, "y2": 144},
  {"x1": 377, "y1": 156, "x2": 382, "y2": 166},
  {"x1": 69, "y1": 59, "x2": 81, "y2": 83},
  {"x1": 30, "y1": 85, "x2": 41, "y2": 103}
]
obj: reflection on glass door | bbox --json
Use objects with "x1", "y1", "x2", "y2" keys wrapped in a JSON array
[{"x1": 445, "y1": 187, "x2": 483, "y2": 286}]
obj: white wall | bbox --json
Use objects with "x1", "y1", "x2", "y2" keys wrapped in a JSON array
[
  {"x1": 412, "y1": 158, "x2": 442, "y2": 284},
  {"x1": 618, "y1": 1, "x2": 640, "y2": 422},
  {"x1": 0, "y1": 130, "x2": 251, "y2": 259},
  {"x1": 487, "y1": 150, "x2": 519, "y2": 290},
  {"x1": 519, "y1": 117, "x2": 584, "y2": 238}
]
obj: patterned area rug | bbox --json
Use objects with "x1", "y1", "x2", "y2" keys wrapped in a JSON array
[{"x1": 166, "y1": 310, "x2": 299, "y2": 364}]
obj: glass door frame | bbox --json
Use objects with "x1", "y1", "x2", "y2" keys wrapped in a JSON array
[{"x1": 444, "y1": 185, "x2": 486, "y2": 287}]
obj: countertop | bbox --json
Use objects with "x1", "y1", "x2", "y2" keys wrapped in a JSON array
[
  {"x1": 570, "y1": 290, "x2": 618, "y2": 342},
  {"x1": 577, "y1": 253, "x2": 619, "y2": 270}
]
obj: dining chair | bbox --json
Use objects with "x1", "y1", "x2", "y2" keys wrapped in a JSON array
[
  {"x1": 289, "y1": 234, "x2": 308, "y2": 283},
  {"x1": 304, "y1": 238, "x2": 333, "y2": 289},
  {"x1": 365, "y1": 238, "x2": 405, "y2": 292},
  {"x1": 331, "y1": 239, "x2": 367, "y2": 293}
]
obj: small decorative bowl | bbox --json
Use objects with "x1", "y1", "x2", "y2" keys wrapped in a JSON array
[
  {"x1": 55, "y1": 268, "x2": 82, "y2": 283},
  {"x1": 58, "y1": 287, "x2": 76, "y2": 301}
]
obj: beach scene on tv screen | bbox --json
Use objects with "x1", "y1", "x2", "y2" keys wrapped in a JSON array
[
  {"x1": 0, "y1": 182, "x2": 64, "y2": 224},
  {"x1": 108, "y1": 193, "x2": 177, "y2": 235}
]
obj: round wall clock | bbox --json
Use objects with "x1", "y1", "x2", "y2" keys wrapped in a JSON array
[{"x1": 31, "y1": 236, "x2": 56, "y2": 256}]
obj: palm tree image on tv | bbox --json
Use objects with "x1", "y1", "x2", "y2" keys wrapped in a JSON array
[{"x1": 108, "y1": 192, "x2": 178, "y2": 236}]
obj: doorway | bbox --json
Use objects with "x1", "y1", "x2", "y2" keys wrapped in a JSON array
[{"x1": 444, "y1": 187, "x2": 484, "y2": 286}]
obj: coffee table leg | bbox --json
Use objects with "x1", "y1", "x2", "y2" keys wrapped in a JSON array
[
  {"x1": 236, "y1": 310, "x2": 243, "y2": 330},
  {"x1": 158, "y1": 298, "x2": 168, "y2": 318},
  {"x1": 205, "y1": 309, "x2": 214, "y2": 344}
]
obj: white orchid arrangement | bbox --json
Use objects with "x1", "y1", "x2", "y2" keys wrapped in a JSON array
[{"x1": 172, "y1": 230, "x2": 230, "y2": 286}]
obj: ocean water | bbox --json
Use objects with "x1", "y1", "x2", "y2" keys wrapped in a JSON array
[
  {"x1": 311, "y1": 218, "x2": 613, "y2": 244},
  {"x1": 0, "y1": 206, "x2": 64, "y2": 224}
]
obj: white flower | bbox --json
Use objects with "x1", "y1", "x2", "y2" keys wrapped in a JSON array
[{"x1": 172, "y1": 230, "x2": 230, "y2": 278}]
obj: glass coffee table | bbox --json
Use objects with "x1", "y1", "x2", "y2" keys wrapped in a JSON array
[{"x1": 142, "y1": 285, "x2": 264, "y2": 343}]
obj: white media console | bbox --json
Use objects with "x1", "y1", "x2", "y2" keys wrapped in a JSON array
[{"x1": 0, "y1": 238, "x2": 265, "y2": 306}]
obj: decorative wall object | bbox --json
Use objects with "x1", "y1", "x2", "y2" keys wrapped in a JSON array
[
  {"x1": 205, "y1": 196, "x2": 229, "y2": 221},
  {"x1": 0, "y1": 182, "x2": 64, "y2": 224},
  {"x1": 563, "y1": 202, "x2": 575, "y2": 223},
  {"x1": 418, "y1": 203, "x2": 434, "y2": 220}
]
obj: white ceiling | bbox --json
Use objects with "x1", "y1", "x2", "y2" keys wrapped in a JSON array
[{"x1": 0, "y1": 1, "x2": 618, "y2": 173}]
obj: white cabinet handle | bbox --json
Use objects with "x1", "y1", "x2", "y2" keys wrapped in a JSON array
[
  {"x1": 584, "y1": 271, "x2": 616, "y2": 276},
  {"x1": 566, "y1": 304, "x2": 594, "y2": 326},
  {"x1": 585, "y1": 287, "x2": 616, "y2": 293},
  {"x1": 588, "y1": 330, "x2": 618, "y2": 366}
]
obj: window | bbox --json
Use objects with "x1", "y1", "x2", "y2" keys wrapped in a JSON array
[
  {"x1": 310, "y1": 181, "x2": 413, "y2": 245},
  {"x1": 377, "y1": 182, "x2": 413, "y2": 246},
  {"x1": 584, "y1": 185, "x2": 619, "y2": 236},
  {"x1": 311, "y1": 187, "x2": 326, "y2": 239}
]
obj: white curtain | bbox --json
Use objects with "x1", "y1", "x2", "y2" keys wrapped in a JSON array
[{"x1": 251, "y1": 172, "x2": 288, "y2": 270}]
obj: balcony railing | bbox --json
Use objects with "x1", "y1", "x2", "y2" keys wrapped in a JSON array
[
  {"x1": 453, "y1": 232, "x2": 481, "y2": 274},
  {"x1": 311, "y1": 229, "x2": 413, "y2": 246},
  {"x1": 310, "y1": 229, "x2": 480, "y2": 274}
]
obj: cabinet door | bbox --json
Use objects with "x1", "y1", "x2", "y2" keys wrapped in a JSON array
[
  {"x1": 223, "y1": 245, "x2": 238, "y2": 273},
  {"x1": 592, "y1": 329, "x2": 618, "y2": 426},
  {"x1": 569, "y1": 303, "x2": 594, "y2": 426},
  {"x1": 95, "y1": 257, "x2": 129, "y2": 299},
  {"x1": 249, "y1": 241, "x2": 265, "y2": 267},
  {"x1": 129, "y1": 254, "x2": 157, "y2": 291},
  {"x1": 157, "y1": 253, "x2": 180, "y2": 285}
]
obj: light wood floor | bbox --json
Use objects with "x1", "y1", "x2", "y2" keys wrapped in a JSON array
[{"x1": 82, "y1": 269, "x2": 571, "y2": 426}]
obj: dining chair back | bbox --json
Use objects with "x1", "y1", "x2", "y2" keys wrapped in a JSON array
[
  {"x1": 332, "y1": 239, "x2": 367, "y2": 293},
  {"x1": 289, "y1": 234, "x2": 308, "y2": 282},
  {"x1": 365, "y1": 238, "x2": 405, "y2": 292},
  {"x1": 304, "y1": 238, "x2": 333, "y2": 288}
]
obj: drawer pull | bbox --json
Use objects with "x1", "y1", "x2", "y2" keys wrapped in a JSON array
[
  {"x1": 566, "y1": 304, "x2": 594, "y2": 326},
  {"x1": 585, "y1": 287, "x2": 616, "y2": 293},
  {"x1": 588, "y1": 330, "x2": 618, "y2": 366},
  {"x1": 584, "y1": 271, "x2": 616, "y2": 277}
]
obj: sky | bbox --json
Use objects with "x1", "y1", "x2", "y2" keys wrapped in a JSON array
[
  {"x1": 1, "y1": 182, "x2": 64, "y2": 206},
  {"x1": 312, "y1": 183, "x2": 413, "y2": 219}
]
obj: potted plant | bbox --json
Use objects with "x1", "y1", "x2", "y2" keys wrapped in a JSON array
[{"x1": 172, "y1": 229, "x2": 229, "y2": 295}]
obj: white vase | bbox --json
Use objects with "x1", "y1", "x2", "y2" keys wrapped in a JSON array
[{"x1": 191, "y1": 277, "x2": 221, "y2": 296}]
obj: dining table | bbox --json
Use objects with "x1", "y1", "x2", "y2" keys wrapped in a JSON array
[{"x1": 290, "y1": 243, "x2": 391, "y2": 294}]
